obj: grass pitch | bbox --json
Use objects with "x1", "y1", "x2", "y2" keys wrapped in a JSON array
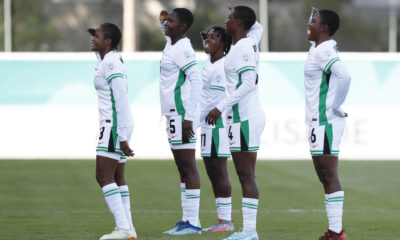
[{"x1": 0, "y1": 160, "x2": 399, "y2": 240}]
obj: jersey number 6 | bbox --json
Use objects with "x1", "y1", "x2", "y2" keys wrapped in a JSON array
[{"x1": 310, "y1": 128, "x2": 316, "y2": 143}]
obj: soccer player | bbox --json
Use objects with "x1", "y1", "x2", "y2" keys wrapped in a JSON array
[
  {"x1": 88, "y1": 23, "x2": 136, "y2": 240},
  {"x1": 159, "y1": 9, "x2": 203, "y2": 235},
  {"x1": 206, "y1": 5, "x2": 265, "y2": 240},
  {"x1": 199, "y1": 26, "x2": 234, "y2": 232},
  {"x1": 305, "y1": 8, "x2": 351, "y2": 240}
]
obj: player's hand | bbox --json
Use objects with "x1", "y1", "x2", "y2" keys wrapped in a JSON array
[
  {"x1": 87, "y1": 28, "x2": 96, "y2": 36},
  {"x1": 311, "y1": 7, "x2": 318, "y2": 17},
  {"x1": 205, "y1": 108, "x2": 222, "y2": 125},
  {"x1": 160, "y1": 10, "x2": 168, "y2": 23},
  {"x1": 182, "y1": 120, "x2": 194, "y2": 139},
  {"x1": 200, "y1": 31, "x2": 207, "y2": 41},
  {"x1": 227, "y1": 3, "x2": 233, "y2": 12},
  {"x1": 120, "y1": 141, "x2": 134, "y2": 157}
]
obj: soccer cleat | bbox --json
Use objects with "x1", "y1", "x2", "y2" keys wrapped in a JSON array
[
  {"x1": 319, "y1": 229, "x2": 347, "y2": 240},
  {"x1": 99, "y1": 227, "x2": 137, "y2": 240},
  {"x1": 168, "y1": 220, "x2": 202, "y2": 235},
  {"x1": 223, "y1": 229, "x2": 258, "y2": 240},
  {"x1": 203, "y1": 219, "x2": 234, "y2": 232},
  {"x1": 163, "y1": 221, "x2": 185, "y2": 234}
]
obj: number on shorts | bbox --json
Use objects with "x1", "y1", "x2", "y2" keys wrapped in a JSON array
[
  {"x1": 228, "y1": 126, "x2": 233, "y2": 141},
  {"x1": 201, "y1": 133, "x2": 206, "y2": 147},
  {"x1": 170, "y1": 119, "x2": 176, "y2": 134},
  {"x1": 99, "y1": 126, "x2": 105, "y2": 140},
  {"x1": 310, "y1": 128, "x2": 316, "y2": 143}
]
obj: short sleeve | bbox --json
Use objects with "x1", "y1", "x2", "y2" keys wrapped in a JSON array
[
  {"x1": 174, "y1": 45, "x2": 197, "y2": 72},
  {"x1": 235, "y1": 42, "x2": 257, "y2": 75},
  {"x1": 104, "y1": 59, "x2": 125, "y2": 83},
  {"x1": 210, "y1": 67, "x2": 226, "y2": 91},
  {"x1": 315, "y1": 44, "x2": 340, "y2": 73}
]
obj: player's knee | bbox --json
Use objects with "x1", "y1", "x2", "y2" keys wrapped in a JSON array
[
  {"x1": 236, "y1": 170, "x2": 255, "y2": 184},
  {"x1": 318, "y1": 169, "x2": 336, "y2": 185}
]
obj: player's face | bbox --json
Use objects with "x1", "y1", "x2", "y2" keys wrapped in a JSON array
[
  {"x1": 90, "y1": 28, "x2": 107, "y2": 51},
  {"x1": 307, "y1": 14, "x2": 321, "y2": 41},
  {"x1": 225, "y1": 10, "x2": 236, "y2": 35},
  {"x1": 164, "y1": 11, "x2": 181, "y2": 36},
  {"x1": 204, "y1": 29, "x2": 223, "y2": 54}
]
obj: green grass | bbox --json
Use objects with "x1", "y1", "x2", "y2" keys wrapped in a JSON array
[{"x1": 0, "y1": 160, "x2": 399, "y2": 240}]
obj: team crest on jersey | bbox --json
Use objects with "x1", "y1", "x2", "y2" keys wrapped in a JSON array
[
  {"x1": 215, "y1": 74, "x2": 222, "y2": 83},
  {"x1": 184, "y1": 50, "x2": 191, "y2": 60},
  {"x1": 243, "y1": 54, "x2": 249, "y2": 62},
  {"x1": 108, "y1": 63, "x2": 115, "y2": 71}
]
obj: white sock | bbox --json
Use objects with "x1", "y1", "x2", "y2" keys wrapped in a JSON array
[
  {"x1": 119, "y1": 185, "x2": 133, "y2": 228},
  {"x1": 102, "y1": 183, "x2": 130, "y2": 230},
  {"x1": 185, "y1": 189, "x2": 200, "y2": 226},
  {"x1": 242, "y1": 197, "x2": 258, "y2": 231},
  {"x1": 180, "y1": 183, "x2": 187, "y2": 221},
  {"x1": 216, "y1": 197, "x2": 232, "y2": 221},
  {"x1": 325, "y1": 191, "x2": 344, "y2": 233}
]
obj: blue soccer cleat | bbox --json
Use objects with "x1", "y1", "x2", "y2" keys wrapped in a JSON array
[
  {"x1": 163, "y1": 221, "x2": 185, "y2": 234},
  {"x1": 223, "y1": 229, "x2": 259, "y2": 240},
  {"x1": 168, "y1": 220, "x2": 202, "y2": 235}
]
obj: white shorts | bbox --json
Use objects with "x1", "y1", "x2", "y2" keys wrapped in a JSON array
[
  {"x1": 166, "y1": 115, "x2": 197, "y2": 150},
  {"x1": 200, "y1": 125, "x2": 231, "y2": 158},
  {"x1": 96, "y1": 124, "x2": 133, "y2": 163},
  {"x1": 308, "y1": 118, "x2": 345, "y2": 156},
  {"x1": 227, "y1": 114, "x2": 266, "y2": 152}
]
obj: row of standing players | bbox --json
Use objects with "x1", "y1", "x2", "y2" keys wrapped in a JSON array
[{"x1": 89, "y1": 5, "x2": 351, "y2": 240}]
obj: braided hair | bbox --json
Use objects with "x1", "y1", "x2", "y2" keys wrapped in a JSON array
[{"x1": 207, "y1": 26, "x2": 232, "y2": 54}]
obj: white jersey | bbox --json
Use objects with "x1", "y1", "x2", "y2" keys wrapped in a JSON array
[
  {"x1": 222, "y1": 37, "x2": 264, "y2": 123},
  {"x1": 94, "y1": 50, "x2": 133, "y2": 141},
  {"x1": 200, "y1": 57, "x2": 227, "y2": 127},
  {"x1": 304, "y1": 39, "x2": 349, "y2": 125},
  {"x1": 160, "y1": 37, "x2": 198, "y2": 120}
]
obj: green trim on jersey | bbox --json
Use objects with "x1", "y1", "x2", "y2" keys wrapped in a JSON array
[
  {"x1": 237, "y1": 66, "x2": 256, "y2": 74},
  {"x1": 175, "y1": 71, "x2": 186, "y2": 119},
  {"x1": 215, "y1": 116, "x2": 224, "y2": 128},
  {"x1": 319, "y1": 72, "x2": 329, "y2": 125},
  {"x1": 210, "y1": 85, "x2": 225, "y2": 91},
  {"x1": 106, "y1": 73, "x2": 124, "y2": 82},
  {"x1": 212, "y1": 128, "x2": 220, "y2": 155},
  {"x1": 181, "y1": 61, "x2": 197, "y2": 72},
  {"x1": 241, "y1": 120, "x2": 250, "y2": 147},
  {"x1": 325, "y1": 124, "x2": 333, "y2": 152},
  {"x1": 319, "y1": 58, "x2": 339, "y2": 125},
  {"x1": 110, "y1": 88, "x2": 118, "y2": 148},
  {"x1": 323, "y1": 57, "x2": 340, "y2": 73}
]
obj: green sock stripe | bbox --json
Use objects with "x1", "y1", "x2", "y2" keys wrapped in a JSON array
[
  {"x1": 104, "y1": 191, "x2": 121, "y2": 197},
  {"x1": 103, "y1": 188, "x2": 119, "y2": 195},
  {"x1": 328, "y1": 196, "x2": 344, "y2": 200},
  {"x1": 242, "y1": 203, "x2": 258, "y2": 207}
]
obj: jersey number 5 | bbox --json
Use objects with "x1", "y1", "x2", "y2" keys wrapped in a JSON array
[{"x1": 170, "y1": 119, "x2": 176, "y2": 134}]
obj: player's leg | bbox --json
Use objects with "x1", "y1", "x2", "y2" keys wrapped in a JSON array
[
  {"x1": 310, "y1": 120, "x2": 346, "y2": 239},
  {"x1": 225, "y1": 115, "x2": 265, "y2": 240},
  {"x1": 114, "y1": 161, "x2": 134, "y2": 230},
  {"x1": 203, "y1": 156, "x2": 234, "y2": 232},
  {"x1": 173, "y1": 148, "x2": 201, "y2": 224},
  {"x1": 96, "y1": 154, "x2": 135, "y2": 239},
  {"x1": 200, "y1": 126, "x2": 233, "y2": 232}
]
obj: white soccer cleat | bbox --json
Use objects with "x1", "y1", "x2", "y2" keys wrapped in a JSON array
[
  {"x1": 99, "y1": 227, "x2": 137, "y2": 240},
  {"x1": 223, "y1": 229, "x2": 258, "y2": 240}
]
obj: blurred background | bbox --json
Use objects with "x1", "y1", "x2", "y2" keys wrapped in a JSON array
[
  {"x1": 1, "y1": 0, "x2": 400, "y2": 159},
  {"x1": 0, "y1": 0, "x2": 399, "y2": 52}
]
